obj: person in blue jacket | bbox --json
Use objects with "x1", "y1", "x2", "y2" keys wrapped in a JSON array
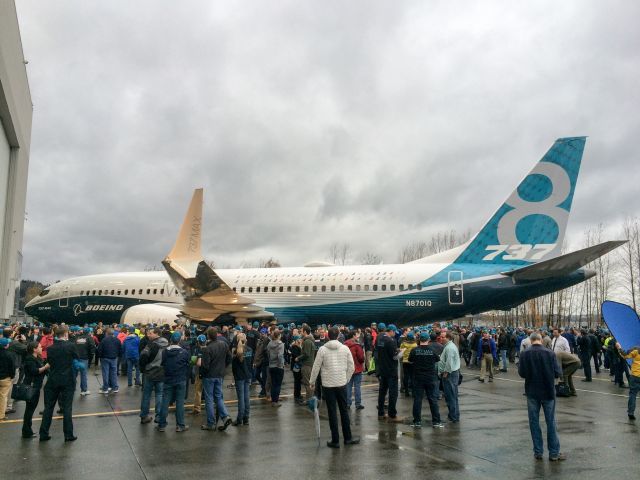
[
  {"x1": 123, "y1": 331, "x2": 141, "y2": 387},
  {"x1": 158, "y1": 331, "x2": 191, "y2": 432},
  {"x1": 477, "y1": 331, "x2": 497, "y2": 383}
]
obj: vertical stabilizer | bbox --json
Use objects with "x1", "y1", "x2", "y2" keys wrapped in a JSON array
[
  {"x1": 163, "y1": 188, "x2": 203, "y2": 278},
  {"x1": 454, "y1": 137, "x2": 586, "y2": 265}
]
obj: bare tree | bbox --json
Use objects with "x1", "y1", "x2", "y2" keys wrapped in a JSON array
[
  {"x1": 359, "y1": 252, "x2": 383, "y2": 265},
  {"x1": 620, "y1": 217, "x2": 639, "y2": 310},
  {"x1": 259, "y1": 257, "x2": 281, "y2": 268},
  {"x1": 328, "y1": 242, "x2": 351, "y2": 265}
]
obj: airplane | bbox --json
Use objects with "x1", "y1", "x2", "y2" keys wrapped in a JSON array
[{"x1": 25, "y1": 137, "x2": 626, "y2": 328}]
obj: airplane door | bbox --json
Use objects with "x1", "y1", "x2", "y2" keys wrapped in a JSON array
[
  {"x1": 448, "y1": 271, "x2": 463, "y2": 305},
  {"x1": 59, "y1": 287, "x2": 69, "y2": 308}
]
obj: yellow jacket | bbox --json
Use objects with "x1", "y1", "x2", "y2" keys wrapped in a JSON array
[
  {"x1": 400, "y1": 340, "x2": 417, "y2": 363},
  {"x1": 623, "y1": 348, "x2": 640, "y2": 377}
]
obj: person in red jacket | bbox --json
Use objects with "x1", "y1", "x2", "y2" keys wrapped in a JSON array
[
  {"x1": 345, "y1": 330, "x2": 365, "y2": 409},
  {"x1": 39, "y1": 327, "x2": 54, "y2": 361}
]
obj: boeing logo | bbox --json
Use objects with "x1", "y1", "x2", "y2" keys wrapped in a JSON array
[{"x1": 74, "y1": 304, "x2": 125, "y2": 316}]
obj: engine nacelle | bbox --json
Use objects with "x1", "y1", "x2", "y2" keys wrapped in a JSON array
[{"x1": 120, "y1": 304, "x2": 182, "y2": 326}]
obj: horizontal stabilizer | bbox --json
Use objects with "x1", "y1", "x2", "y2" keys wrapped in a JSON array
[{"x1": 503, "y1": 240, "x2": 627, "y2": 281}]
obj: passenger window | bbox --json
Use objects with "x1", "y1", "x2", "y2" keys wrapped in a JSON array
[
  {"x1": 279, "y1": 286, "x2": 284, "y2": 292},
  {"x1": 241, "y1": 287, "x2": 245, "y2": 293},
  {"x1": 356, "y1": 285, "x2": 361, "y2": 291},
  {"x1": 138, "y1": 289, "x2": 142, "y2": 294},
  {"x1": 296, "y1": 286, "x2": 300, "y2": 292},
  {"x1": 117, "y1": 290, "x2": 121, "y2": 295},
  {"x1": 248, "y1": 287, "x2": 253, "y2": 293},
  {"x1": 312, "y1": 286, "x2": 317, "y2": 292},
  {"x1": 390, "y1": 285, "x2": 395, "y2": 291},
  {"x1": 373, "y1": 285, "x2": 378, "y2": 291},
  {"x1": 256, "y1": 287, "x2": 261, "y2": 293},
  {"x1": 399, "y1": 284, "x2": 404, "y2": 291},
  {"x1": 272, "y1": 287, "x2": 276, "y2": 293},
  {"x1": 160, "y1": 289, "x2": 164, "y2": 294},
  {"x1": 287, "y1": 286, "x2": 292, "y2": 292},
  {"x1": 110, "y1": 290, "x2": 115, "y2": 295},
  {"x1": 408, "y1": 284, "x2": 414, "y2": 290},
  {"x1": 80, "y1": 290, "x2": 84, "y2": 295},
  {"x1": 330, "y1": 286, "x2": 335, "y2": 292},
  {"x1": 304, "y1": 286, "x2": 309, "y2": 292},
  {"x1": 233, "y1": 287, "x2": 237, "y2": 292},
  {"x1": 339, "y1": 285, "x2": 344, "y2": 292},
  {"x1": 381, "y1": 285, "x2": 386, "y2": 291},
  {"x1": 321, "y1": 286, "x2": 326, "y2": 292},
  {"x1": 98, "y1": 290, "x2": 102, "y2": 295},
  {"x1": 364, "y1": 285, "x2": 369, "y2": 291},
  {"x1": 347, "y1": 285, "x2": 352, "y2": 291},
  {"x1": 417, "y1": 284, "x2": 423, "y2": 290},
  {"x1": 124, "y1": 289, "x2": 128, "y2": 295}
]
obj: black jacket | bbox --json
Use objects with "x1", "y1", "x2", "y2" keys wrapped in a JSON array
[
  {"x1": 97, "y1": 336, "x2": 122, "y2": 359},
  {"x1": 375, "y1": 334, "x2": 399, "y2": 377},
  {"x1": 409, "y1": 344, "x2": 440, "y2": 383},
  {"x1": 74, "y1": 334, "x2": 96, "y2": 360},
  {"x1": 201, "y1": 339, "x2": 231, "y2": 378},
  {"x1": 45, "y1": 339, "x2": 79, "y2": 388},
  {"x1": 23, "y1": 355, "x2": 45, "y2": 390},
  {"x1": 232, "y1": 346, "x2": 254, "y2": 380},
  {"x1": 0, "y1": 348, "x2": 16, "y2": 380},
  {"x1": 518, "y1": 344, "x2": 561, "y2": 400}
]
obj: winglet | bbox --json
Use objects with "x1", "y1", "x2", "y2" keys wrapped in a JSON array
[{"x1": 163, "y1": 188, "x2": 203, "y2": 278}]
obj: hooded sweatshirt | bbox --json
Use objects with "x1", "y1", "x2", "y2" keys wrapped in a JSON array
[
  {"x1": 309, "y1": 339, "x2": 355, "y2": 388},
  {"x1": 267, "y1": 339, "x2": 285, "y2": 369},
  {"x1": 161, "y1": 344, "x2": 190, "y2": 385}
]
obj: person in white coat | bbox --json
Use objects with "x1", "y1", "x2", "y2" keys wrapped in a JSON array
[{"x1": 310, "y1": 327, "x2": 360, "y2": 448}]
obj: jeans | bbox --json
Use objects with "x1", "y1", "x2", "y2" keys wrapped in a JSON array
[
  {"x1": 140, "y1": 377, "x2": 163, "y2": 419},
  {"x1": 101, "y1": 357, "x2": 118, "y2": 390},
  {"x1": 74, "y1": 359, "x2": 89, "y2": 392},
  {"x1": 500, "y1": 349, "x2": 508, "y2": 370},
  {"x1": 158, "y1": 381, "x2": 186, "y2": 428},
  {"x1": 378, "y1": 375, "x2": 399, "y2": 418},
  {"x1": 203, "y1": 377, "x2": 229, "y2": 426},
  {"x1": 628, "y1": 374, "x2": 640, "y2": 415},
  {"x1": 323, "y1": 385, "x2": 352, "y2": 443},
  {"x1": 235, "y1": 379, "x2": 250, "y2": 421},
  {"x1": 442, "y1": 370, "x2": 460, "y2": 421},
  {"x1": 412, "y1": 378, "x2": 441, "y2": 424},
  {"x1": 347, "y1": 372, "x2": 362, "y2": 407},
  {"x1": 269, "y1": 367, "x2": 284, "y2": 403},
  {"x1": 526, "y1": 396, "x2": 560, "y2": 457},
  {"x1": 127, "y1": 358, "x2": 141, "y2": 386}
]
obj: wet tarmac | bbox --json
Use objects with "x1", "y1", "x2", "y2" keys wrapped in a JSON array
[{"x1": 0, "y1": 364, "x2": 636, "y2": 480}]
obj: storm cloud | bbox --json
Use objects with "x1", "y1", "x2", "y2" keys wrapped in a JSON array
[{"x1": 16, "y1": 0, "x2": 640, "y2": 283}]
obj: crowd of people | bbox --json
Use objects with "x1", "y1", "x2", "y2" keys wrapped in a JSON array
[{"x1": 0, "y1": 319, "x2": 638, "y2": 459}]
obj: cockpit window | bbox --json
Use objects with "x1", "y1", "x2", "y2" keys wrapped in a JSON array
[{"x1": 38, "y1": 288, "x2": 50, "y2": 297}]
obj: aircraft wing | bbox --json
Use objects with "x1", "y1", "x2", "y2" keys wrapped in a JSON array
[
  {"x1": 161, "y1": 189, "x2": 274, "y2": 323},
  {"x1": 502, "y1": 240, "x2": 627, "y2": 282}
]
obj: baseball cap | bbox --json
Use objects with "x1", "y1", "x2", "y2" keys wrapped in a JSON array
[
  {"x1": 419, "y1": 332, "x2": 429, "y2": 341},
  {"x1": 197, "y1": 334, "x2": 206, "y2": 344},
  {"x1": 171, "y1": 331, "x2": 182, "y2": 343}
]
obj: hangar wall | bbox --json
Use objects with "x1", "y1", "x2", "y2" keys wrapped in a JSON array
[{"x1": 0, "y1": 1, "x2": 33, "y2": 319}]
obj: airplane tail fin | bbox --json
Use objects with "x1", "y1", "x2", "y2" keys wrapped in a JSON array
[
  {"x1": 163, "y1": 188, "x2": 203, "y2": 278},
  {"x1": 453, "y1": 137, "x2": 586, "y2": 265}
]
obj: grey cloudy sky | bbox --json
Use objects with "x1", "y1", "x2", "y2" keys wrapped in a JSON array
[{"x1": 16, "y1": 0, "x2": 640, "y2": 283}]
